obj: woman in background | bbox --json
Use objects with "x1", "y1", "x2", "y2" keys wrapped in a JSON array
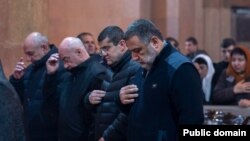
[
  {"x1": 193, "y1": 54, "x2": 215, "y2": 104},
  {"x1": 213, "y1": 46, "x2": 250, "y2": 107}
]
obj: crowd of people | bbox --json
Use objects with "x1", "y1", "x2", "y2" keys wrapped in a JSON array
[
  {"x1": 1, "y1": 18, "x2": 249, "y2": 141},
  {"x1": 179, "y1": 36, "x2": 250, "y2": 107}
]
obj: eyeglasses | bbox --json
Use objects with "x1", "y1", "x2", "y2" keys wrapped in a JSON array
[
  {"x1": 99, "y1": 40, "x2": 123, "y2": 56},
  {"x1": 99, "y1": 46, "x2": 112, "y2": 56}
]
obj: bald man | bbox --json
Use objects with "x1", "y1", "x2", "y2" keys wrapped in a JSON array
[
  {"x1": 10, "y1": 32, "x2": 64, "y2": 141},
  {"x1": 45, "y1": 37, "x2": 111, "y2": 141}
]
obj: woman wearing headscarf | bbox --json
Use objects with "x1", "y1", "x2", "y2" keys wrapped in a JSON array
[
  {"x1": 213, "y1": 46, "x2": 250, "y2": 107},
  {"x1": 193, "y1": 54, "x2": 215, "y2": 104}
]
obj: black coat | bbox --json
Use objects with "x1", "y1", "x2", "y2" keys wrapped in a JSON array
[
  {"x1": 120, "y1": 43, "x2": 204, "y2": 141},
  {"x1": 212, "y1": 61, "x2": 228, "y2": 88},
  {"x1": 0, "y1": 61, "x2": 26, "y2": 141},
  {"x1": 213, "y1": 70, "x2": 250, "y2": 105},
  {"x1": 9, "y1": 45, "x2": 62, "y2": 141},
  {"x1": 45, "y1": 57, "x2": 111, "y2": 141},
  {"x1": 86, "y1": 51, "x2": 140, "y2": 141}
]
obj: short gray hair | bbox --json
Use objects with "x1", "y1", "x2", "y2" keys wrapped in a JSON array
[{"x1": 124, "y1": 19, "x2": 163, "y2": 44}]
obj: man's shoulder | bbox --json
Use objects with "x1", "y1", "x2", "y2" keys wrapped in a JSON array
[
  {"x1": 116, "y1": 60, "x2": 140, "y2": 79},
  {"x1": 214, "y1": 61, "x2": 228, "y2": 71},
  {"x1": 164, "y1": 51, "x2": 191, "y2": 69},
  {"x1": 88, "y1": 60, "x2": 112, "y2": 81},
  {"x1": 215, "y1": 61, "x2": 228, "y2": 67},
  {"x1": 161, "y1": 51, "x2": 195, "y2": 82},
  {"x1": 127, "y1": 60, "x2": 140, "y2": 72}
]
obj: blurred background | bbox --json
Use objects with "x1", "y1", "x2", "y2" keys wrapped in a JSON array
[{"x1": 0, "y1": 0, "x2": 250, "y2": 76}]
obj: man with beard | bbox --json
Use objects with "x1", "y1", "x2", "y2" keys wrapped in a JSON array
[{"x1": 119, "y1": 19, "x2": 204, "y2": 141}]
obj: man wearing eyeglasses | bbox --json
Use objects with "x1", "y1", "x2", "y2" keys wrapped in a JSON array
[{"x1": 85, "y1": 26, "x2": 140, "y2": 141}]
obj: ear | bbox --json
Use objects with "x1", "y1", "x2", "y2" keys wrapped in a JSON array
[
  {"x1": 150, "y1": 36, "x2": 161, "y2": 51},
  {"x1": 119, "y1": 40, "x2": 127, "y2": 52},
  {"x1": 41, "y1": 44, "x2": 49, "y2": 51}
]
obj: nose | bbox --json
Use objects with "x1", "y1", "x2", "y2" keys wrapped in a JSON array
[
  {"x1": 26, "y1": 55, "x2": 31, "y2": 62},
  {"x1": 64, "y1": 63, "x2": 69, "y2": 69},
  {"x1": 131, "y1": 52, "x2": 139, "y2": 61},
  {"x1": 235, "y1": 60, "x2": 241, "y2": 66},
  {"x1": 89, "y1": 43, "x2": 95, "y2": 48},
  {"x1": 100, "y1": 50, "x2": 107, "y2": 57}
]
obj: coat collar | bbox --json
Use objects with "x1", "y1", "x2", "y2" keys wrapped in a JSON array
[
  {"x1": 110, "y1": 51, "x2": 131, "y2": 73},
  {"x1": 69, "y1": 56, "x2": 94, "y2": 75},
  {"x1": 32, "y1": 44, "x2": 57, "y2": 69}
]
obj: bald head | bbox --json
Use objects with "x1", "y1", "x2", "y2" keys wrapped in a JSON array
[
  {"x1": 24, "y1": 32, "x2": 48, "y2": 48},
  {"x1": 59, "y1": 37, "x2": 90, "y2": 70},
  {"x1": 59, "y1": 37, "x2": 87, "y2": 51},
  {"x1": 23, "y1": 32, "x2": 50, "y2": 63}
]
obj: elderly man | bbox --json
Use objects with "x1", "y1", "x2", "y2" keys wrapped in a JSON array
[
  {"x1": 45, "y1": 37, "x2": 111, "y2": 141},
  {"x1": 10, "y1": 32, "x2": 63, "y2": 141},
  {"x1": 119, "y1": 19, "x2": 204, "y2": 141}
]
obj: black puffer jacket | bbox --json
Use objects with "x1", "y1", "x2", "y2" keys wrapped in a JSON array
[
  {"x1": 86, "y1": 51, "x2": 140, "y2": 141},
  {"x1": 45, "y1": 56, "x2": 111, "y2": 141},
  {"x1": 10, "y1": 45, "x2": 62, "y2": 141}
]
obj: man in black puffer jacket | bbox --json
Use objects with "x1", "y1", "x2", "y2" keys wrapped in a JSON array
[
  {"x1": 45, "y1": 37, "x2": 111, "y2": 141},
  {"x1": 9, "y1": 32, "x2": 65, "y2": 141},
  {"x1": 85, "y1": 26, "x2": 140, "y2": 141}
]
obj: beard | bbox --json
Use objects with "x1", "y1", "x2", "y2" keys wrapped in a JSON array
[{"x1": 142, "y1": 46, "x2": 158, "y2": 70}]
